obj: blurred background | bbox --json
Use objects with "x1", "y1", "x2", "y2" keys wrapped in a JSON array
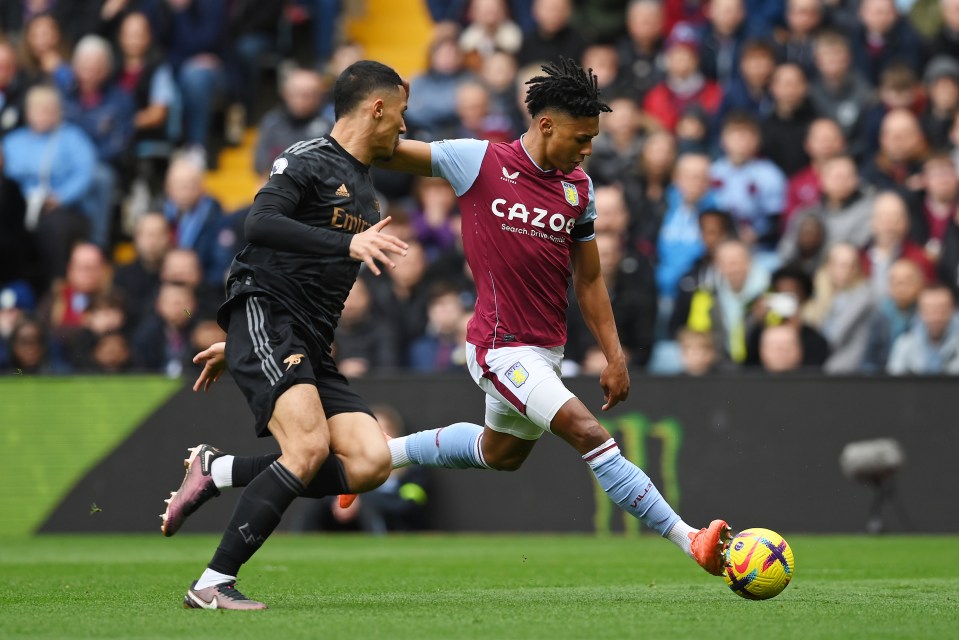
[{"x1": 1, "y1": 0, "x2": 958, "y2": 537}]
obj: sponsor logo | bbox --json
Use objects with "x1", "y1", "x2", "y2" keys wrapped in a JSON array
[
  {"x1": 561, "y1": 181, "x2": 578, "y2": 206},
  {"x1": 331, "y1": 207, "x2": 372, "y2": 233},
  {"x1": 506, "y1": 362, "x2": 529, "y2": 387},
  {"x1": 734, "y1": 540, "x2": 745, "y2": 552},
  {"x1": 501, "y1": 167, "x2": 519, "y2": 184},
  {"x1": 187, "y1": 591, "x2": 218, "y2": 609},
  {"x1": 283, "y1": 354, "x2": 305, "y2": 371},
  {"x1": 734, "y1": 538, "x2": 762, "y2": 574},
  {"x1": 335, "y1": 183, "x2": 350, "y2": 197},
  {"x1": 490, "y1": 198, "x2": 575, "y2": 234},
  {"x1": 270, "y1": 157, "x2": 288, "y2": 176},
  {"x1": 203, "y1": 449, "x2": 216, "y2": 471}
]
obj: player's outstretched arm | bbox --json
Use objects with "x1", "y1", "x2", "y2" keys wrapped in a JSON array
[
  {"x1": 571, "y1": 239, "x2": 629, "y2": 411},
  {"x1": 374, "y1": 139, "x2": 433, "y2": 176},
  {"x1": 192, "y1": 342, "x2": 227, "y2": 392}
]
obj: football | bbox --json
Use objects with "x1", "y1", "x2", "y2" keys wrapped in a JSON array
[{"x1": 722, "y1": 528, "x2": 795, "y2": 600}]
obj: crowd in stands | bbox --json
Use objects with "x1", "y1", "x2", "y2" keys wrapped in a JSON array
[{"x1": 3, "y1": 0, "x2": 959, "y2": 378}]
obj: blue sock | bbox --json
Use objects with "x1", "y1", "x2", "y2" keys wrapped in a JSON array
[
  {"x1": 584, "y1": 438, "x2": 680, "y2": 537},
  {"x1": 399, "y1": 423, "x2": 490, "y2": 469}
]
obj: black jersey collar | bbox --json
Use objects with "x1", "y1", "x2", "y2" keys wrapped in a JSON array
[{"x1": 326, "y1": 135, "x2": 371, "y2": 171}]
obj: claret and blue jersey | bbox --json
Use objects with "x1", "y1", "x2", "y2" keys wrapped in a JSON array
[{"x1": 430, "y1": 137, "x2": 597, "y2": 350}]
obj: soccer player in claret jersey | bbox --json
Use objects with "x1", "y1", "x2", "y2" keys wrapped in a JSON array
[
  {"x1": 362, "y1": 57, "x2": 732, "y2": 575},
  {"x1": 160, "y1": 60, "x2": 410, "y2": 610}
]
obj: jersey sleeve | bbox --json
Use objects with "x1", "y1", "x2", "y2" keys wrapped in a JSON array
[
  {"x1": 429, "y1": 138, "x2": 490, "y2": 196},
  {"x1": 258, "y1": 152, "x2": 309, "y2": 203},
  {"x1": 572, "y1": 175, "x2": 597, "y2": 242}
]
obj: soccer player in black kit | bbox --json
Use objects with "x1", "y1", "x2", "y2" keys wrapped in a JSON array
[{"x1": 162, "y1": 61, "x2": 410, "y2": 610}]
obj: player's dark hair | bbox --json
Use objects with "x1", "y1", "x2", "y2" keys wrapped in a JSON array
[
  {"x1": 333, "y1": 60, "x2": 404, "y2": 119},
  {"x1": 524, "y1": 57, "x2": 611, "y2": 118}
]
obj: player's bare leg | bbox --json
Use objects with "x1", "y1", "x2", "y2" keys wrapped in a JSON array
[
  {"x1": 336, "y1": 424, "x2": 391, "y2": 508},
  {"x1": 186, "y1": 384, "x2": 330, "y2": 610},
  {"x1": 549, "y1": 398, "x2": 730, "y2": 575}
]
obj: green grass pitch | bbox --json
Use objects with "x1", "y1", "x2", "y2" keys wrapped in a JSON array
[{"x1": 1, "y1": 534, "x2": 956, "y2": 639}]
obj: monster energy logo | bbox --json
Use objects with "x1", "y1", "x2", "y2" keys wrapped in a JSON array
[{"x1": 593, "y1": 412, "x2": 683, "y2": 535}]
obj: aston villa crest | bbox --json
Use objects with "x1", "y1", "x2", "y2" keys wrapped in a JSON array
[{"x1": 561, "y1": 181, "x2": 578, "y2": 206}]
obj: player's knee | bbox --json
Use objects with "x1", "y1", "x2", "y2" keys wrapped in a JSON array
[
  {"x1": 486, "y1": 451, "x2": 526, "y2": 472},
  {"x1": 565, "y1": 416, "x2": 609, "y2": 453},
  {"x1": 285, "y1": 432, "x2": 331, "y2": 474},
  {"x1": 350, "y1": 445, "x2": 391, "y2": 492}
]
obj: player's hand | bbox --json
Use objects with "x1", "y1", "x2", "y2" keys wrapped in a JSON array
[
  {"x1": 192, "y1": 341, "x2": 227, "y2": 392},
  {"x1": 349, "y1": 216, "x2": 409, "y2": 276},
  {"x1": 599, "y1": 357, "x2": 629, "y2": 411}
]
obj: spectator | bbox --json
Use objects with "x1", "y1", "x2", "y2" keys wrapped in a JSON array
[
  {"x1": 918, "y1": 154, "x2": 959, "y2": 263},
  {"x1": 406, "y1": 36, "x2": 472, "y2": 140},
  {"x1": 459, "y1": 0, "x2": 523, "y2": 66},
  {"x1": 451, "y1": 80, "x2": 514, "y2": 142},
  {"x1": 674, "y1": 104, "x2": 712, "y2": 155},
  {"x1": 0, "y1": 146, "x2": 36, "y2": 290},
  {"x1": 161, "y1": 156, "x2": 232, "y2": 288},
  {"x1": 808, "y1": 243, "x2": 875, "y2": 373},
  {"x1": 224, "y1": 0, "x2": 283, "y2": 138},
  {"x1": 517, "y1": 0, "x2": 587, "y2": 67},
  {"x1": 0, "y1": 39, "x2": 27, "y2": 138},
  {"x1": 478, "y1": 50, "x2": 524, "y2": 134},
  {"x1": 685, "y1": 239, "x2": 769, "y2": 364},
  {"x1": 115, "y1": 11, "x2": 178, "y2": 190},
  {"x1": 761, "y1": 63, "x2": 817, "y2": 177},
  {"x1": 18, "y1": 14, "x2": 72, "y2": 90},
  {"x1": 784, "y1": 118, "x2": 847, "y2": 226},
  {"x1": 409, "y1": 283, "x2": 469, "y2": 372},
  {"x1": 113, "y1": 211, "x2": 171, "y2": 328},
  {"x1": 253, "y1": 69, "x2": 332, "y2": 176},
  {"x1": 4, "y1": 317, "x2": 50, "y2": 374},
  {"x1": 616, "y1": 0, "x2": 666, "y2": 100},
  {"x1": 862, "y1": 191, "x2": 934, "y2": 298},
  {"x1": 928, "y1": 0, "x2": 959, "y2": 61},
  {"x1": 656, "y1": 153, "x2": 715, "y2": 306},
  {"x1": 861, "y1": 63, "x2": 925, "y2": 160},
  {"x1": 643, "y1": 22, "x2": 722, "y2": 133},
  {"x1": 334, "y1": 276, "x2": 400, "y2": 377},
  {"x1": 776, "y1": 0, "x2": 824, "y2": 76},
  {"x1": 744, "y1": 264, "x2": 830, "y2": 368},
  {"x1": 158, "y1": 247, "x2": 220, "y2": 318},
  {"x1": 663, "y1": 0, "x2": 708, "y2": 35},
  {"x1": 623, "y1": 130, "x2": 676, "y2": 251},
  {"x1": 808, "y1": 29, "x2": 873, "y2": 159},
  {"x1": 369, "y1": 241, "x2": 431, "y2": 359},
  {"x1": 717, "y1": 38, "x2": 776, "y2": 123},
  {"x1": 861, "y1": 108, "x2": 928, "y2": 204},
  {"x1": 669, "y1": 208, "x2": 736, "y2": 338},
  {"x1": 62, "y1": 34, "x2": 136, "y2": 248},
  {"x1": 132, "y1": 281, "x2": 195, "y2": 376},
  {"x1": 851, "y1": 0, "x2": 924, "y2": 86},
  {"x1": 780, "y1": 155, "x2": 876, "y2": 257},
  {"x1": 676, "y1": 327, "x2": 720, "y2": 375},
  {"x1": 698, "y1": 0, "x2": 751, "y2": 86},
  {"x1": 0, "y1": 282, "x2": 35, "y2": 369},
  {"x1": 72, "y1": 290, "x2": 128, "y2": 369},
  {"x1": 39, "y1": 242, "x2": 111, "y2": 371},
  {"x1": 588, "y1": 96, "x2": 645, "y2": 187},
  {"x1": 145, "y1": 0, "x2": 229, "y2": 166},
  {"x1": 568, "y1": 228, "x2": 657, "y2": 368},
  {"x1": 861, "y1": 258, "x2": 924, "y2": 372},
  {"x1": 88, "y1": 329, "x2": 133, "y2": 373},
  {"x1": 410, "y1": 177, "x2": 459, "y2": 261},
  {"x1": 710, "y1": 111, "x2": 787, "y2": 252},
  {"x1": 3, "y1": 85, "x2": 96, "y2": 284},
  {"x1": 759, "y1": 324, "x2": 805, "y2": 373},
  {"x1": 887, "y1": 283, "x2": 959, "y2": 374},
  {"x1": 921, "y1": 56, "x2": 959, "y2": 153}
]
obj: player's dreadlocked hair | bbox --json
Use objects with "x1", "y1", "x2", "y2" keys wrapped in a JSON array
[{"x1": 524, "y1": 57, "x2": 611, "y2": 118}]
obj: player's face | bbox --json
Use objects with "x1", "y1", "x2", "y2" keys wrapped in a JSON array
[
  {"x1": 545, "y1": 115, "x2": 599, "y2": 174},
  {"x1": 373, "y1": 86, "x2": 408, "y2": 162}
]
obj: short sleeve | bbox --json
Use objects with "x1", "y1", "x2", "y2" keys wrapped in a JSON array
[
  {"x1": 430, "y1": 138, "x2": 490, "y2": 196},
  {"x1": 573, "y1": 175, "x2": 597, "y2": 242}
]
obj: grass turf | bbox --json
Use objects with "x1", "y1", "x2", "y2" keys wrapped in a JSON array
[{"x1": 0, "y1": 534, "x2": 956, "y2": 639}]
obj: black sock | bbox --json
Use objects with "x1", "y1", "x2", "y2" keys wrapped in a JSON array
[
  {"x1": 208, "y1": 461, "x2": 304, "y2": 576},
  {"x1": 232, "y1": 454, "x2": 350, "y2": 498}
]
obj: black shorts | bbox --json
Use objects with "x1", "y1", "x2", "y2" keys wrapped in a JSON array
[{"x1": 223, "y1": 293, "x2": 372, "y2": 437}]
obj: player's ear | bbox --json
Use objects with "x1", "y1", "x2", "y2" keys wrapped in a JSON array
[
  {"x1": 371, "y1": 97, "x2": 385, "y2": 120},
  {"x1": 539, "y1": 114, "x2": 553, "y2": 137}
]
